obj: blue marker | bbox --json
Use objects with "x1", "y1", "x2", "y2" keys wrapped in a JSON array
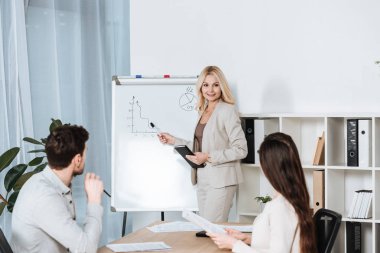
[{"x1": 135, "y1": 75, "x2": 143, "y2": 78}]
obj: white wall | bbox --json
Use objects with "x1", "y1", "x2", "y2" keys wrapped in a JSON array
[{"x1": 130, "y1": 0, "x2": 380, "y2": 114}]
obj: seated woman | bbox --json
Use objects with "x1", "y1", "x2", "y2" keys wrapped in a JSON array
[{"x1": 208, "y1": 132, "x2": 317, "y2": 253}]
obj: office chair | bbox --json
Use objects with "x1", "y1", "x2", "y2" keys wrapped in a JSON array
[
  {"x1": 0, "y1": 228, "x2": 13, "y2": 253},
  {"x1": 314, "y1": 208, "x2": 342, "y2": 253}
]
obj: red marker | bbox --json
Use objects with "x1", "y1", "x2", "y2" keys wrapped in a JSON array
[{"x1": 163, "y1": 74, "x2": 170, "y2": 78}]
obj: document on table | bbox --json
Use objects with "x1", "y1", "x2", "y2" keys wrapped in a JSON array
[
  {"x1": 106, "y1": 242, "x2": 171, "y2": 252},
  {"x1": 182, "y1": 210, "x2": 226, "y2": 234},
  {"x1": 147, "y1": 221, "x2": 252, "y2": 233},
  {"x1": 147, "y1": 221, "x2": 202, "y2": 232}
]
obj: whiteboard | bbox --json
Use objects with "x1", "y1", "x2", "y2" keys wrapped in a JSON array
[{"x1": 111, "y1": 76, "x2": 199, "y2": 211}]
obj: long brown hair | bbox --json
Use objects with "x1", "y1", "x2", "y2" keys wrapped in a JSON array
[
  {"x1": 259, "y1": 132, "x2": 317, "y2": 253},
  {"x1": 195, "y1": 66, "x2": 235, "y2": 113}
]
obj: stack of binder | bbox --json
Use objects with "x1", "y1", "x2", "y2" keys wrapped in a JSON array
[{"x1": 347, "y1": 190, "x2": 372, "y2": 219}]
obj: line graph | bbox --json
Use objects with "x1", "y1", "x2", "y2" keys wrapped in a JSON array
[
  {"x1": 127, "y1": 96, "x2": 155, "y2": 133},
  {"x1": 126, "y1": 87, "x2": 197, "y2": 134}
]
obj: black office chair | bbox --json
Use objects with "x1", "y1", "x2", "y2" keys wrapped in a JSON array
[
  {"x1": 314, "y1": 208, "x2": 342, "y2": 253},
  {"x1": 0, "y1": 228, "x2": 13, "y2": 253}
]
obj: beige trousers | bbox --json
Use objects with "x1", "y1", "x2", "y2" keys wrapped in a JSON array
[{"x1": 196, "y1": 167, "x2": 237, "y2": 222}]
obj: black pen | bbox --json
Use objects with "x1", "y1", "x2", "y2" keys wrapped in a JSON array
[
  {"x1": 103, "y1": 189, "x2": 111, "y2": 198},
  {"x1": 150, "y1": 122, "x2": 161, "y2": 134}
]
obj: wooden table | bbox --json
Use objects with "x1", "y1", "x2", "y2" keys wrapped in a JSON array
[{"x1": 98, "y1": 222, "x2": 231, "y2": 253}]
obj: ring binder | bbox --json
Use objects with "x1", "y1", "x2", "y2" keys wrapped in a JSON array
[
  {"x1": 313, "y1": 132, "x2": 325, "y2": 165},
  {"x1": 347, "y1": 119, "x2": 359, "y2": 166},
  {"x1": 358, "y1": 119, "x2": 372, "y2": 167}
]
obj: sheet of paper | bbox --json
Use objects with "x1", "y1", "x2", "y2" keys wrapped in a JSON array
[
  {"x1": 182, "y1": 210, "x2": 226, "y2": 234},
  {"x1": 106, "y1": 242, "x2": 171, "y2": 252},
  {"x1": 221, "y1": 225, "x2": 253, "y2": 233},
  {"x1": 147, "y1": 221, "x2": 202, "y2": 232}
]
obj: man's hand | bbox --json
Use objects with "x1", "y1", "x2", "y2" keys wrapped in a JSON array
[{"x1": 84, "y1": 173, "x2": 104, "y2": 205}]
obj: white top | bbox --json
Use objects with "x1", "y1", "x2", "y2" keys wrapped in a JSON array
[
  {"x1": 233, "y1": 195, "x2": 300, "y2": 253},
  {"x1": 11, "y1": 167, "x2": 103, "y2": 253}
]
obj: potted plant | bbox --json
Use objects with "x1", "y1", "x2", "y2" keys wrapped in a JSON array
[
  {"x1": 0, "y1": 119, "x2": 63, "y2": 215},
  {"x1": 255, "y1": 195, "x2": 272, "y2": 212}
]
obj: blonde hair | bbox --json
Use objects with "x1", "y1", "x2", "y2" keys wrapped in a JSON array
[{"x1": 195, "y1": 66, "x2": 235, "y2": 113}]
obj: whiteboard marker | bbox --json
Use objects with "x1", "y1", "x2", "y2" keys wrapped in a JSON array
[{"x1": 150, "y1": 122, "x2": 161, "y2": 133}]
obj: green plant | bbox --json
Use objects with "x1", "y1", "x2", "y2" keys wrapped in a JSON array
[
  {"x1": 0, "y1": 118, "x2": 63, "y2": 215},
  {"x1": 254, "y1": 195, "x2": 272, "y2": 204}
]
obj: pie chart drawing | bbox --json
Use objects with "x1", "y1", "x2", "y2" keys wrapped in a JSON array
[{"x1": 179, "y1": 92, "x2": 197, "y2": 111}]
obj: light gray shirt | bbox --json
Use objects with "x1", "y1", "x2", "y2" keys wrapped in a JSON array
[{"x1": 11, "y1": 167, "x2": 103, "y2": 253}]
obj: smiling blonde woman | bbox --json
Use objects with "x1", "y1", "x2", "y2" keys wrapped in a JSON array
[{"x1": 158, "y1": 66, "x2": 248, "y2": 222}]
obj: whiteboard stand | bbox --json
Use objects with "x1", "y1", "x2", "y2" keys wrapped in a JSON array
[
  {"x1": 112, "y1": 75, "x2": 200, "y2": 236},
  {"x1": 120, "y1": 211, "x2": 165, "y2": 236},
  {"x1": 161, "y1": 211, "x2": 165, "y2": 221},
  {"x1": 122, "y1": 212, "x2": 127, "y2": 236}
]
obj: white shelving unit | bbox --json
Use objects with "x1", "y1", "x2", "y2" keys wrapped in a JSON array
[{"x1": 238, "y1": 113, "x2": 380, "y2": 253}]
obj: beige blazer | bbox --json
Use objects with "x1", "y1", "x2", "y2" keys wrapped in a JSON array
[{"x1": 175, "y1": 101, "x2": 248, "y2": 187}]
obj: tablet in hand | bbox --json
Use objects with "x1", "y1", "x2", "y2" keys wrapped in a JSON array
[{"x1": 174, "y1": 145, "x2": 205, "y2": 168}]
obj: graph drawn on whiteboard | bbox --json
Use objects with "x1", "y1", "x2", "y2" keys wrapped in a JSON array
[
  {"x1": 127, "y1": 86, "x2": 197, "y2": 134},
  {"x1": 179, "y1": 87, "x2": 197, "y2": 111},
  {"x1": 127, "y1": 96, "x2": 155, "y2": 134}
]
